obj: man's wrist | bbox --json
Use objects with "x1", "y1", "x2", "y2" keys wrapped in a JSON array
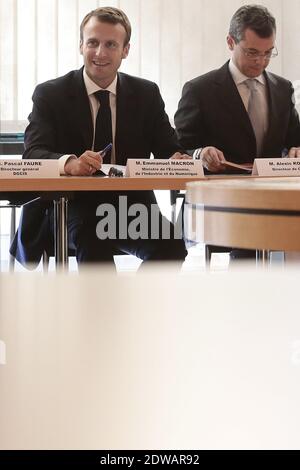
[{"x1": 59, "y1": 154, "x2": 77, "y2": 175}]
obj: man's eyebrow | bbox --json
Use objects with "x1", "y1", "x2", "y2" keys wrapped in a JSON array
[
  {"x1": 247, "y1": 46, "x2": 274, "y2": 51},
  {"x1": 86, "y1": 37, "x2": 98, "y2": 41}
]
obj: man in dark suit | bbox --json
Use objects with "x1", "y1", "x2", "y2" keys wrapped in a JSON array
[
  {"x1": 11, "y1": 6, "x2": 188, "y2": 268},
  {"x1": 175, "y1": 4, "x2": 300, "y2": 260},
  {"x1": 175, "y1": 4, "x2": 300, "y2": 172}
]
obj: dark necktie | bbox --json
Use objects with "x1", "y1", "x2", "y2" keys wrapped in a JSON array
[{"x1": 94, "y1": 90, "x2": 112, "y2": 162}]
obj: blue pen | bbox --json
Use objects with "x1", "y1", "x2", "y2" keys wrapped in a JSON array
[
  {"x1": 98, "y1": 143, "x2": 112, "y2": 158},
  {"x1": 91, "y1": 143, "x2": 113, "y2": 177}
]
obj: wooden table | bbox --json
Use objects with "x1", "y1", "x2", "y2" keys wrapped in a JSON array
[
  {"x1": 0, "y1": 173, "x2": 253, "y2": 268},
  {"x1": 186, "y1": 177, "x2": 300, "y2": 259},
  {"x1": 0, "y1": 176, "x2": 204, "y2": 192},
  {"x1": 0, "y1": 176, "x2": 208, "y2": 268}
]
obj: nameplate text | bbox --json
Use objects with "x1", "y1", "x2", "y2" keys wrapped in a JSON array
[
  {"x1": 0, "y1": 160, "x2": 59, "y2": 178},
  {"x1": 252, "y1": 158, "x2": 300, "y2": 176},
  {"x1": 125, "y1": 159, "x2": 204, "y2": 178}
]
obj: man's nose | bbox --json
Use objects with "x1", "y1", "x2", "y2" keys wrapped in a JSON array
[
  {"x1": 95, "y1": 44, "x2": 106, "y2": 56},
  {"x1": 254, "y1": 54, "x2": 269, "y2": 64}
]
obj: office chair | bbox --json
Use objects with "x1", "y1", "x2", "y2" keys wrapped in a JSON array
[{"x1": 0, "y1": 133, "x2": 25, "y2": 271}]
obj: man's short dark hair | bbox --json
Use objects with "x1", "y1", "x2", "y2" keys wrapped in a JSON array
[
  {"x1": 80, "y1": 6, "x2": 131, "y2": 46},
  {"x1": 229, "y1": 4, "x2": 276, "y2": 42}
]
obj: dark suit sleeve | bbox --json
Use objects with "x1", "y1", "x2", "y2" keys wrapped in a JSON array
[
  {"x1": 174, "y1": 80, "x2": 204, "y2": 152},
  {"x1": 284, "y1": 82, "x2": 300, "y2": 149},
  {"x1": 149, "y1": 83, "x2": 184, "y2": 158},
  {"x1": 23, "y1": 85, "x2": 64, "y2": 160}
]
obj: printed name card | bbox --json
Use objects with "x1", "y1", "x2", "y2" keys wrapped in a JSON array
[
  {"x1": 252, "y1": 158, "x2": 300, "y2": 176},
  {"x1": 0, "y1": 159, "x2": 59, "y2": 178},
  {"x1": 125, "y1": 159, "x2": 204, "y2": 178}
]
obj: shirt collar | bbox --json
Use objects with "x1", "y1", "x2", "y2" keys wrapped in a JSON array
[
  {"x1": 229, "y1": 59, "x2": 265, "y2": 86},
  {"x1": 83, "y1": 68, "x2": 117, "y2": 96}
]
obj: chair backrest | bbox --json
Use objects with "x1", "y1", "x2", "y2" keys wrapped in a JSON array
[{"x1": 0, "y1": 133, "x2": 24, "y2": 155}]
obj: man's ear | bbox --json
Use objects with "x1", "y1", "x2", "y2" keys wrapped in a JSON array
[
  {"x1": 79, "y1": 40, "x2": 83, "y2": 55},
  {"x1": 227, "y1": 35, "x2": 235, "y2": 51},
  {"x1": 122, "y1": 43, "x2": 130, "y2": 59}
]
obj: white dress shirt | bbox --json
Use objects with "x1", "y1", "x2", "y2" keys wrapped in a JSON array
[
  {"x1": 193, "y1": 59, "x2": 269, "y2": 160},
  {"x1": 59, "y1": 68, "x2": 117, "y2": 174},
  {"x1": 228, "y1": 59, "x2": 268, "y2": 134}
]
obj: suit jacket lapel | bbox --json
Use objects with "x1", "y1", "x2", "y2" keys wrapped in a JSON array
[
  {"x1": 215, "y1": 62, "x2": 255, "y2": 139},
  {"x1": 115, "y1": 72, "x2": 136, "y2": 165},
  {"x1": 264, "y1": 71, "x2": 281, "y2": 149},
  {"x1": 68, "y1": 68, "x2": 93, "y2": 150}
]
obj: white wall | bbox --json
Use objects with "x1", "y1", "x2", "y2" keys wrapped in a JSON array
[{"x1": 1, "y1": 0, "x2": 300, "y2": 131}]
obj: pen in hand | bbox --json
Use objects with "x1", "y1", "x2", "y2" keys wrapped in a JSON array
[
  {"x1": 90, "y1": 143, "x2": 113, "y2": 177},
  {"x1": 98, "y1": 143, "x2": 113, "y2": 161}
]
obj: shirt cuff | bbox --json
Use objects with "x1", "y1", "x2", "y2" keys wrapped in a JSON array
[{"x1": 59, "y1": 154, "x2": 77, "y2": 175}]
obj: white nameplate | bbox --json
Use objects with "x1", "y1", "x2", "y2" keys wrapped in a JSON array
[
  {"x1": 252, "y1": 158, "x2": 300, "y2": 176},
  {"x1": 0, "y1": 159, "x2": 59, "y2": 178},
  {"x1": 125, "y1": 159, "x2": 204, "y2": 178}
]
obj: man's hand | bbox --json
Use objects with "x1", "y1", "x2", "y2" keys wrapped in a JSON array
[
  {"x1": 200, "y1": 147, "x2": 226, "y2": 172},
  {"x1": 169, "y1": 152, "x2": 192, "y2": 160},
  {"x1": 64, "y1": 150, "x2": 103, "y2": 176},
  {"x1": 288, "y1": 147, "x2": 300, "y2": 158}
]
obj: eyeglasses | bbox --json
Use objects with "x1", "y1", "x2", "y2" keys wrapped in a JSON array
[{"x1": 239, "y1": 44, "x2": 278, "y2": 60}]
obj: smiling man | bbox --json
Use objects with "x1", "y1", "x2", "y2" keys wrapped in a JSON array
[
  {"x1": 11, "y1": 7, "x2": 188, "y2": 268},
  {"x1": 175, "y1": 4, "x2": 300, "y2": 173},
  {"x1": 80, "y1": 16, "x2": 130, "y2": 87}
]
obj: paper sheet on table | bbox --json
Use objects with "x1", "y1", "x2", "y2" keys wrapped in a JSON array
[{"x1": 222, "y1": 160, "x2": 253, "y2": 172}]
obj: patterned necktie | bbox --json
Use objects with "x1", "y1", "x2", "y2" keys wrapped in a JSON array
[
  {"x1": 94, "y1": 90, "x2": 112, "y2": 162},
  {"x1": 245, "y1": 79, "x2": 265, "y2": 157}
]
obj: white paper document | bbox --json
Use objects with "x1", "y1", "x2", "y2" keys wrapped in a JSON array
[{"x1": 222, "y1": 160, "x2": 253, "y2": 172}]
